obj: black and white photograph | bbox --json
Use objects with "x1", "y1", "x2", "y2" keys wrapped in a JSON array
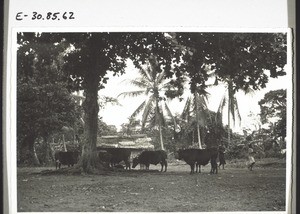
[{"x1": 14, "y1": 31, "x2": 292, "y2": 212}]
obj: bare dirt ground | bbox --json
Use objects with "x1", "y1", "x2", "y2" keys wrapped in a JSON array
[{"x1": 17, "y1": 158, "x2": 286, "y2": 212}]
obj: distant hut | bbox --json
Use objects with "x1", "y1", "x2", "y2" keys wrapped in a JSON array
[{"x1": 97, "y1": 134, "x2": 154, "y2": 159}]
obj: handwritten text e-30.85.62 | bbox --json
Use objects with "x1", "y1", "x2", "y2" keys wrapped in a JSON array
[{"x1": 16, "y1": 12, "x2": 75, "y2": 21}]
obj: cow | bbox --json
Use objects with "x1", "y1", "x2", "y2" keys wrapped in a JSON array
[
  {"x1": 176, "y1": 148, "x2": 218, "y2": 174},
  {"x1": 55, "y1": 151, "x2": 80, "y2": 169},
  {"x1": 132, "y1": 150, "x2": 167, "y2": 172},
  {"x1": 98, "y1": 148, "x2": 131, "y2": 170},
  {"x1": 98, "y1": 150, "x2": 113, "y2": 167}
]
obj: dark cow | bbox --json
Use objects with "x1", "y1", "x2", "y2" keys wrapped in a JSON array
[
  {"x1": 176, "y1": 148, "x2": 218, "y2": 174},
  {"x1": 98, "y1": 148, "x2": 131, "y2": 170},
  {"x1": 176, "y1": 149, "x2": 201, "y2": 174},
  {"x1": 98, "y1": 150, "x2": 113, "y2": 167},
  {"x1": 132, "y1": 150, "x2": 167, "y2": 172},
  {"x1": 55, "y1": 151, "x2": 80, "y2": 169}
]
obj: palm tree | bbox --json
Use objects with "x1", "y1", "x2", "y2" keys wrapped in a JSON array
[
  {"x1": 217, "y1": 78, "x2": 254, "y2": 145},
  {"x1": 118, "y1": 55, "x2": 175, "y2": 150},
  {"x1": 181, "y1": 92, "x2": 211, "y2": 149}
]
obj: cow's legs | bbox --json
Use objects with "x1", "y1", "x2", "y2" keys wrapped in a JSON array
[
  {"x1": 190, "y1": 163, "x2": 195, "y2": 174},
  {"x1": 125, "y1": 161, "x2": 131, "y2": 170},
  {"x1": 146, "y1": 164, "x2": 150, "y2": 170},
  {"x1": 164, "y1": 160, "x2": 167, "y2": 172},
  {"x1": 197, "y1": 164, "x2": 201, "y2": 173}
]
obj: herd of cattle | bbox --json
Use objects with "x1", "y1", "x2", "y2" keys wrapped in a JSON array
[{"x1": 55, "y1": 147, "x2": 225, "y2": 174}]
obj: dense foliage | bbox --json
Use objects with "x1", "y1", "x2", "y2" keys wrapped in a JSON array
[
  {"x1": 17, "y1": 33, "x2": 81, "y2": 165},
  {"x1": 259, "y1": 89, "x2": 287, "y2": 139}
]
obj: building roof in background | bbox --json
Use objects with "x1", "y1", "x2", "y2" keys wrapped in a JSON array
[{"x1": 97, "y1": 135, "x2": 154, "y2": 150}]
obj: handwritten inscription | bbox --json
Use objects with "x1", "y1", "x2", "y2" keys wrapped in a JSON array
[{"x1": 16, "y1": 12, "x2": 75, "y2": 21}]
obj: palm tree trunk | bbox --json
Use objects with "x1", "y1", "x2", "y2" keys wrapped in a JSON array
[
  {"x1": 155, "y1": 96, "x2": 165, "y2": 150},
  {"x1": 159, "y1": 124, "x2": 164, "y2": 150},
  {"x1": 194, "y1": 92, "x2": 202, "y2": 149},
  {"x1": 33, "y1": 143, "x2": 40, "y2": 165},
  {"x1": 197, "y1": 124, "x2": 202, "y2": 149},
  {"x1": 227, "y1": 86, "x2": 231, "y2": 145},
  {"x1": 62, "y1": 134, "x2": 67, "y2": 151}
]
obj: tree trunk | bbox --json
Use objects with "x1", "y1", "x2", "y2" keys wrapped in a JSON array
[
  {"x1": 33, "y1": 144, "x2": 40, "y2": 165},
  {"x1": 50, "y1": 138, "x2": 56, "y2": 161},
  {"x1": 81, "y1": 73, "x2": 100, "y2": 173},
  {"x1": 43, "y1": 136, "x2": 53, "y2": 165},
  {"x1": 159, "y1": 124, "x2": 165, "y2": 150},
  {"x1": 192, "y1": 130, "x2": 195, "y2": 146},
  {"x1": 227, "y1": 86, "x2": 231, "y2": 146},
  {"x1": 155, "y1": 97, "x2": 165, "y2": 150},
  {"x1": 195, "y1": 93, "x2": 202, "y2": 149},
  {"x1": 19, "y1": 134, "x2": 40, "y2": 166},
  {"x1": 197, "y1": 124, "x2": 202, "y2": 149},
  {"x1": 62, "y1": 134, "x2": 67, "y2": 151}
]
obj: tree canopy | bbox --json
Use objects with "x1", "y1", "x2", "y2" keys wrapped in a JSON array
[{"x1": 171, "y1": 33, "x2": 287, "y2": 94}]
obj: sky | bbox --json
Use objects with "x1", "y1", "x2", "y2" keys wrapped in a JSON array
[{"x1": 98, "y1": 60, "x2": 289, "y2": 134}]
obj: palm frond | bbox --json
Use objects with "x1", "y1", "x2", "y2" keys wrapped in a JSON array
[
  {"x1": 147, "y1": 114, "x2": 155, "y2": 128},
  {"x1": 128, "y1": 79, "x2": 149, "y2": 89},
  {"x1": 99, "y1": 96, "x2": 122, "y2": 106},
  {"x1": 130, "y1": 101, "x2": 146, "y2": 119},
  {"x1": 138, "y1": 67, "x2": 153, "y2": 83},
  {"x1": 141, "y1": 96, "x2": 155, "y2": 129},
  {"x1": 232, "y1": 97, "x2": 242, "y2": 126},
  {"x1": 117, "y1": 90, "x2": 145, "y2": 98},
  {"x1": 156, "y1": 70, "x2": 166, "y2": 85},
  {"x1": 181, "y1": 97, "x2": 192, "y2": 121},
  {"x1": 164, "y1": 102, "x2": 177, "y2": 129},
  {"x1": 217, "y1": 93, "x2": 227, "y2": 115}
]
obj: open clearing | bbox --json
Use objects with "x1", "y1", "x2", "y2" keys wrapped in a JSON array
[{"x1": 17, "y1": 159, "x2": 286, "y2": 212}]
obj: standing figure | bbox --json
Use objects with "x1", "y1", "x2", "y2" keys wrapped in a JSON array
[
  {"x1": 247, "y1": 144, "x2": 256, "y2": 171},
  {"x1": 218, "y1": 145, "x2": 226, "y2": 170}
]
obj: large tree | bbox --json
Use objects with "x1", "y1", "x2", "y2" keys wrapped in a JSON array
[{"x1": 62, "y1": 32, "x2": 181, "y2": 171}]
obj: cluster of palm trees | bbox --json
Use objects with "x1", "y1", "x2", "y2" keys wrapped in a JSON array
[{"x1": 117, "y1": 56, "x2": 246, "y2": 151}]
